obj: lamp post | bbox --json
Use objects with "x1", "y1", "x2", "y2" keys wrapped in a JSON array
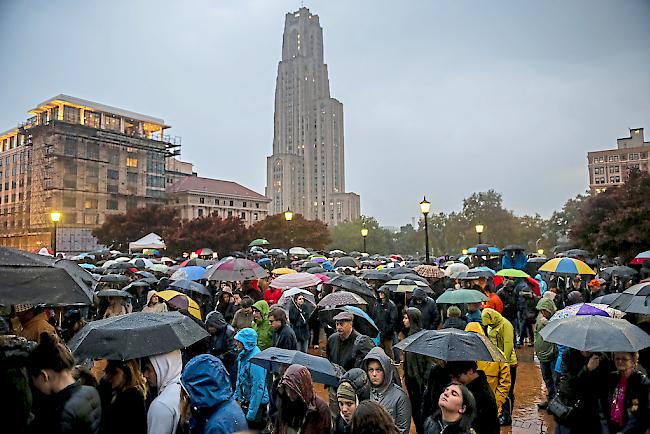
[
  {"x1": 284, "y1": 208, "x2": 293, "y2": 249},
  {"x1": 462, "y1": 249, "x2": 469, "y2": 256},
  {"x1": 361, "y1": 227, "x2": 368, "y2": 253},
  {"x1": 50, "y1": 211, "x2": 61, "y2": 256},
  {"x1": 475, "y1": 224, "x2": 484, "y2": 244},
  {"x1": 419, "y1": 197, "x2": 431, "y2": 263}
]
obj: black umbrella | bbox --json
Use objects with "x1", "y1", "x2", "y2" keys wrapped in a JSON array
[
  {"x1": 394, "y1": 328, "x2": 506, "y2": 362},
  {"x1": 0, "y1": 247, "x2": 95, "y2": 305},
  {"x1": 360, "y1": 270, "x2": 392, "y2": 282},
  {"x1": 250, "y1": 348, "x2": 340, "y2": 387},
  {"x1": 184, "y1": 258, "x2": 215, "y2": 267},
  {"x1": 306, "y1": 266, "x2": 326, "y2": 274},
  {"x1": 317, "y1": 291, "x2": 367, "y2": 308},
  {"x1": 527, "y1": 257, "x2": 548, "y2": 264},
  {"x1": 124, "y1": 280, "x2": 151, "y2": 292},
  {"x1": 600, "y1": 266, "x2": 638, "y2": 280},
  {"x1": 136, "y1": 271, "x2": 156, "y2": 279},
  {"x1": 591, "y1": 293, "x2": 620, "y2": 305},
  {"x1": 397, "y1": 273, "x2": 430, "y2": 285},
  {"x1": 609, "y1": 282, "x2": 650, "y2": 315},
  {"x1": 386, "y1": 267, "x2": 413, "y2": 276},
  {"x1": 502, "y1": 244, "x2": 526, "y2": 252},
  {"x1": 68, "y1": 311, "x2": 209, "y2": 360},
  {"x1": 107, "y1": 262, "x2": 134, "y2": 270},
  {"x1": 328, "y1": 275, "x2": 376, "y2": 299},
  {"x1": 564, "y1": 249, "x2": 590, "y2": 258},
  {"x1": 334, "y1": 257, "x2": 361, "y2": 268},
  {"x1": 169, "y1": 279, "x2": 211, "y2": 297},
  {"x1": 319, "y1": 306, "x2": 379, "y2": 338},
  {"x1": 540, "y1": 315, "x2": 650, "y2": 352},
  {"x1": 96, "y1": 289, "x2": 131, "y2": 298},
  {"x1": 99, "y1": 274, "x2": 131, "y2": 283}
]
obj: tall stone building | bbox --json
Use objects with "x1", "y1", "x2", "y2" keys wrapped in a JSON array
[{"x1": 266, "y1": 7, "x2": 360, "y2": 225}]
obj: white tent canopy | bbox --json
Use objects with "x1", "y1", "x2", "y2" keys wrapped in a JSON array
[{"x1": 128, "y1": 233, "x2": 166, "y2": 253}]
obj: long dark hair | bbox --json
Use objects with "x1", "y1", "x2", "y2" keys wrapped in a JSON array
[
  {"x1": 27, "y1": 332, "x2": 75, "y2": 377},
  {"x1": 350, "y1": 401, "x2": 400, "y2": 434},
  {"x1": 435, "y1": 382, "x2": 476, "y2": 431}
]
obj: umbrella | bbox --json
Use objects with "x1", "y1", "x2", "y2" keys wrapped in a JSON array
[
  {"x1": 564, "y1": 249, "x2": 590, "y2": 258},
  {"x1": 180, "y1": 258, "x2": 214, "y2": 268},
  {"x1": 203, "y1": 258, "x2": 267, "y2": 281},
  {"x1": 538, "y1": 258, "x2": 595, "y2": 275},
  {"x1": 591, "y1": 293, "x2": 620, "y2": 305},
  {"x1": 600, "y1": 266, "x2": 638, "y2": 280},
  {"x1": 360, "y1": 270, "x2": 392, "y2": 282},
  {"x1": 155, "y1": 290, "x2": 202, "y2": 320},
  {"x1": 413, "y1": 264, "x2": 445, "y2": 279},
  {"x1": 436, "y1": 289, "x2": 488, "y2": 304},
  {"x1": 129, "y1": 258, "x2": 154, "y2": 269},
  {"x1": 549, "y1": 303, "x2": 625, "y2": 322},
  {"x1": 630, "y1": 250, "x2": 650, "y2": 265},
  {"x1": 249, "y1": 239, "x2": 270, "y2": 247},
  {"x1": 467, "y1": 245, "x2": 501, "y2": 255},
  {"x1": 609, "y1": 282, "x2": 650, "y2": 315},
  {"x1": 289, "y1": 247, "x2": 309, "y2": 256},
  {"x1": 98, "y1": 274, "x2": 130, "y2": 283},
  {"x1": 171, "y1": 266, "x2": 207, "y2": 282},
  {"x1": 328, "y1": 275, "x2": 376, "y2": 299},
  {"x1": 135, "y1": 271, "x2": 156, "y2": 279},
  {"x1": 106, "y1": 262, "x2": 133, "y2": 270},
  {"x1": 385, "y1": 267, "x2": 413, "y2": 276},
  {"x1": 317, "y1": 291, "x2": 367, "y2": 308},
  {"x1": 250, "y1": 348, "x2": 340, "y2": 386},
  {"x1": 169, "y1": 279, "x2": 211, "y2": 297},
  {"x1": 79, "y1": 263, "x2": 96, "y2": 270},
  {"x1": 319, "y1": 306, "x2": 379, "y2": 338},
  {"x1": 268, "y1": 248, "x2": 285, "y2": 256},
  {"x1": 68, "y1": 311, "x2": 209, "y2": 360},
  {"x1": 502, "y1": 244, "x2": 526, "y2": 252},
  {"x1": 527, "y1": 257, "x2": 548, "y2": 264},
  {"x1": 194, "y1": 247, "x2": 214, "y2": 256},
  {"x1": 301, "y1": 262, "x2": 322, "y2": 270},
  {"x1": 278, "y1": 288, "x2": 316, "y2": 316},
  {"x1": 496, "y1": 269, "x2": 531, "y2": 278},
  {"x1": 334, "y1": 257, "x2": 361, "y2": 268},
  {"x1": 540, "y1": 315, "x2": 650, "y2": 352},
  {"x1": 96, "y1": 289, "x2": 131, "y2": 298},
  {"x1": 398, "y1": 273, "x2": 431, "y2": 285},
  {"x1": 457, "y1": 269, "x2": 494, "y2": 280},
  {"x1": 443, "y1": 263, "x2": 469, "y2": 277},
  {"x1": 272, "y1": 267, "x2": 297, "y2": 275},
  {"x1": 395, "y1": 328, "x2": 506, "y2": 362},
  {"x1": 306, "y1": 266, "x2": 326, "y2": 274},
  {"x1": 382, "y1": 279, "x2": 430, "y2": 293},
  {"x1": 329, "y1": 249, "x2": 347, "y2": 257},
  {"x1": 270, "y1": 272, "x2": 321, "y2": 290},
  {"x1": 123, "y1": 281, "x2": 151, "y2": 292}
]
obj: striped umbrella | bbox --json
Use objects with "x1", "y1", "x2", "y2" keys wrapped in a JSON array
[
  {"x1": 270, "y1": 272, "x2": 321, "y2": 290},
  {"x1": 382, "y1": 278, "x2": 430, "y2": 293},
  {"x1": 538, "y1": 257, "x2": 595, "y2": 275}
]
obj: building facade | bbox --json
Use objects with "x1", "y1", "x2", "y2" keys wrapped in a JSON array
[
  {"x1": 266, "y1": 7, "x2": 360, "y2": 226},
  {"x1": 167, "y1": 176, "x2": 270, "y2": 226},
  {"x1": 0, "y1": 94, "x2": 181, "y2": 252},
  {"x1": 587, "y1": 128, "x2": 649, "y2": 193}
]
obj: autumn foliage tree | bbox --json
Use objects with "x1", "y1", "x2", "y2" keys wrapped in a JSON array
[
  {"x1": 250, "y1": 213, "x2": 331, "y2": 250},
  {"x1": 92, "y1": 205, "x2": 181, "y2": 251},
  {"x1": 165, "y1": 214, "x2": 251, "y2": 257},
  {"x1": 570, "y1": 169, "x2": 650, "y2": 261}
]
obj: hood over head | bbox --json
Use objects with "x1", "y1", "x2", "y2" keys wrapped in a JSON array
[
  {"x1": 567, "y1": 290, "x2": 583, "y2": 305},
  {"x1": 405, "y1": 307, "x2": 423, "y2": 334},
  {"x1": 362, "y1": 346, "x2": 394, "y2": 389},
  {"x1": 205, "y1": 311, "x2": 228, "y2": 330},
  {"x1": 146, "y1": 290, "x2": 158, "y2": 304},
  {"x1": 536, "y1": 297, "x2": 557, "y2": 315},
  {"x1": 252, "y1": 300, "x2": 269, "y2": 318},
  {"x1": 234, "y1": 327, "x2": 258, "y2": 351},
  {"x1": 378, "y1": 285, "x2": 391, "y2": 298},
  {"x1": 412, "y1": 287, "x2": 427, "y2": 302},
  {"x1": 535, "y1": 274, "x2": 543, "y2": 281},
  {"x1": 465, "y1": 321, "x2": 485, "y2": 336},
  {"x1": 150, "y1": 349, "x2": 182, "y2": 392},
  {"x1": 481, "y1": 308, "x2": 503, "y2": 328},
  {"x1": 181, "y1": 354, "x2": 233, "y2": 411},
  {"x1": 279, "y1": 364, "x2": 315, "y2": 408},
  {"x1": 340, "y1": 368, "x2": 371, "y2": 401}
]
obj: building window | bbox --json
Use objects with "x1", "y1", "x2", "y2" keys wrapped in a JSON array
[
  {"x1": 63, "y1": 106, "x2": 81, "y2": 124},
  {"x1": 198, "y1": 208, "x2": 204, "y2": 217},
  {"x1": 84, "y1": 111, "x2": 100, "y2": 128},
  {"x1": 242, "y1": 201, "x2": 247, "y2": 208},
  {"x1": 215, "y1": 199, "x2": 219, "y2": 205},
  {"x1": 107, "y1": 183, "x2": 118, "y2": 193},
  {"x1": 199, "y1": 197, "x2": 205, "y2": 204},
  {"x1": 84, "y1": 199, "x2": 98, "y2": 209},
  {"x1": 87, "y1": 164, "x2": 99, "y2": 178},
  {"x1": 106, "y1": 199, "x2": 118, "y2": 210},
  {"x1": 227, "y1": 210, "x2": 232, "y2": 218},
  {"x1": 126, "y1": 197, "x2": 138, "y2": 210},
  {"x1": 104, "y1": 114, "x2": 120, "y2": 131},
  {"x1": 254, "y1": 212, "x2": 259, "y2": 221},
  {"x1": 63, "y1": 195, "x2": 76, "y2": 208},
  {"x1": 63, "y1": 179, "x2": 76, "y2": 189},
  {"x1": 107, "y1": 169, "x2": 119, "y2": 180},
  {"x1": 127, "y1": 172, "x2": 138, "y2": 185},
  {"x1": 86, "y1": 143, "x2": 100, "y2": 159},
  {"x1": 256, "y1": 203, "x2": 260, "y2": 209},
  {"x1": 84, "y1": 214, "x2": 98, "y2": 225},
  {"x1": 241, "y1": 212, "x2": 246, "y2": 219},
  {"x1": 108, "y1": 150, "x2": 119, "y2": 165},
  {"x1": 64, "y1": 138, "x2": 77, "y2": 156},
  {"x1": 126, "y1": 158, "x2": 138, "y2": 168},
  {"x1": 229, "y1": 200, "x2": 234, "y2": 206}
]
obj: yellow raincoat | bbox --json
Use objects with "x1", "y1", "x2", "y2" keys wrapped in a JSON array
[{"x1": 481, "y1": 308, "x2": 517, "y2": 366}]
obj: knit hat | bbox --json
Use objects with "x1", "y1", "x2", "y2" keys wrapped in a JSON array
[
  {"x1": 337, "y1": 381, "x2": 356, "y2": 401},
  {"x1": 14, "y1": 304, "x2": 34, "y2": 313}
]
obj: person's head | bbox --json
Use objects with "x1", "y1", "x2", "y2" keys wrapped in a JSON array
[
  {"x1": 141, "y1": 358, "x2": 157, "y2": 388},
  {"x1": 447, "y1": 305, "x2": 461, "y2": 318},
  {"x1": 476, "y1": 276, "x2": 487, "y2": 288},
  {"x1": 294, "y1": 293, "x2": 305, "y2": 306},
  {"x1": 239, "y1": 296, "x2": 254, "y2": 315},
  {"x1": 205, "y1": 311, "x2": 227, "y2": 335},
  {"x1": 104, "y1": 359, "x2": 146, "y2": 394},
  {"x1": 403, "y1": 307, "x2": 422, "y2": 333},
  {"x1": 142, "y1": 350, "x2": 182, "y2": 391},
  {"x1": 567, "y1": 290, "x2": 583, "y2": 305},
  {"x1": 447, "y1": 361, "x2": 478, "y2": 385},
  {"x1": 466, "y1": 302, "x2": 480, "y2": 312},
  {"x1": 14, "y1": 304, "x2": 37, "y2": 324},
  {"x1": 259, "y1": 276, "x2": 270, "y2": 291},
  {"x1": 220, "y1": 292, "x2": 231, "y2": 304},
  {"x1": 614, "y1": 352, "x2": 638, "y2": 377},
  {"x1": 62, "y1": 309, "x2": 83, "y2": 332},
  {"x1": 588, "y1": 279, "x2": 601, "y2": 293},
  {"x1": 252, "y1": 306, "x2": 262, "y2": 321},
  {"x1": 334, "y1": 311, "x2": 354, "y2": 339},
  {"x1": 232, "y1": 291, "x2": 242, "y2": 305},
  {"x1": 27, "y1": 332, "x2": 75, "y2": 395},
  {"x1": 402, "y1": 312, "x2": 410, "y2": 328},
  {"x1": 268, "y1": 306, "x2": 288, "y2": 331},
  {"x1": 571, "y1": 276, "x2": 582, "y2": 289},
  {"x1": 146, "y1": 290, "x2": 159, "y2": 306},
  {"x1": 350, "y1": 401, "x2": 400, "y2": 434},
  {"x1": 438, "y1": 383, "x2": 476, "y2": 429},
  {"x1": 107, "y1": 296, "x2": 121, "y2": 306},
  {"x1": 337, "y1": 381, "x2": 358, "y2": 423},
  {"x1": 365, "y1": 359, "x2": 384, "y2": 387}
]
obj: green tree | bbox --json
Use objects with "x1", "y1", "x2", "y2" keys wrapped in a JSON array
[
  {"x1": 328, "y1": 216, "x2": 394, "y2": 253},
  {"x1": 250, "y1": 213, "x2": 331, "y2": 250},
  {"x1": 545, "y1": 192, "x2": 589, "y2": 248},
  {"x1": 165, "y1": 214, "x2": 251, "y2": 257}
]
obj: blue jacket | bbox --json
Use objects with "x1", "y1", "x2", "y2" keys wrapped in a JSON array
[
  {"x1": 233, "y1": 328, "x2": 269, "y2": 422},
  {"x1": 502, "y1": 252, "x2": 527, "y2": 270},
  {"x1": 535, "y1": 274, "x2": 548, "y2": 295},
  {"x1": 181, "y1": 354, "x2": 247, "y2": 434}
]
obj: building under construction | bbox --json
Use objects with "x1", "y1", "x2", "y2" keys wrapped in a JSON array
[{"x1": 0, "y1": 94, "x2": 184, "y2": 253}]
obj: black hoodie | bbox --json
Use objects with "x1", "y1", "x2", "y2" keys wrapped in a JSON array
[{"x1": 408, "y1": 288, "x2": 440, "y2": 330}]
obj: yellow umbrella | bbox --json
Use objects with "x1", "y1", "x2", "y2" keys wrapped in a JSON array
[
  {"x1": 272, "y1": 267, "x2": 297, "y2": 275},
  {"x1": 155, "y1": 290, "x2": 202, "y2": 320},
  {"x1": 538, "y1": 257, "x2": 595, "y2": 275}
]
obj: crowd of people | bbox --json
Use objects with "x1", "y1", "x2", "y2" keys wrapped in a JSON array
[{"x1": 1, "y1": 248, "x2": 650, "y2": 434}]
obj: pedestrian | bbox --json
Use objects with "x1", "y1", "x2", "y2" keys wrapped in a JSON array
[
  {"x1": 464, "y1": 322, "x2": 511, "y2": 417},
  {"x1": 27, "y1": 332, "x2": 101, "y2": 434},
  {"x1": 251, "y1": 300, "x2": 273, "y2": 351},
  {"x1": 447, "y1": 361, "x2": 499, "y2": 434},
  {"x1": 481, "y1": 308, "x2": 517, "y2": 426},
  {"x1": 408, "y1": 288, "x2": 440, "y2": 330},
  {"x1": 362, "y1": 347, "x2": 412, "y2": 434},
  {"x1": 288, "y1": 294, "x2": 310, "y2": 352},
  {"x1": 474, "y1": 277, "x2": 503, "y2": 314},
  {"x1": 141, "y1": 350, "x2": 182, "y2": 434},
  {"x1": 204, "y1": 311, "x2": 237, "y2": 389},
  {"x1": 465, "y1": 302, "x2": 482, "y2": 325},
  {"x1": 535, "y1": 274, "x2": 548, "y2": 295},
  {"x1": 402, "y1": 307, "x2": 429, "y2": 434},
  {"x1": 231, "y1": 296, "x2": 254, "y2": 332},
  {"x1": 421, "y1": 359, "x2": 451, "y2": 426},
  {"x1": 350, "y1": 401, "x2": 400, "y2": 434},
  {"x1": 215, "y1": 287, "x2": 236, "y2": 324},
  {"x1": 371, "y1": 286, "x2": 399, "y2": 358},
  {"x1": 514, "y1": 278, "x2": 537, "y2": 347},
  {"x1": 103, "y1": 296, "x2": 128, "y2": 319},
  {"x1": 242, "y1": 279, "x2": 263, "y2": 302},
  {"x1": 269, "y1": 306, "x2": 298, "y2": 350},
  {"x1": 496, "y1": 279, "x2": 516, "y2": 323},
  {"x1": 533, "y1": 296, "x2": 557, "y2": 410},
  {"x1": 275, "y1": 364, "x2": 331, "y2": 433},
  {"x1": 333, "y1": 370, "x2": 370, "y2": 434},
  {"x1": 14, "y1": 304, "x2": 56, "y2": 343},
  {"x1": 422, "y1": 383, "x2": 476, "y2": 434},
  {"x1": 606, "y1": 352, "x2": 650, "y2": 434},
  {"x1": 61, "y1": 309, "x2": 87, "y2": 342},
  {"x1": 98, "y1": 359, "x2": 147, "y2": 434},
  {"x1": 233, "y1": 328, "x2": 269, "y2": 429},
  {"x1": 585, "y1": 279, "x2": 605, "y2": 303},
  {"x1": 263, "y1": 282, "x2": 283, "y2": 306},
  {"x1": 442, "y1": 306, "x2": 467, "y2": 330},
  {"x1": 141, "y1": 291, "x2": 167, "y2": 313},
  {"x1": 180, "y1": 354, "x2": 247, "y2": 434}
]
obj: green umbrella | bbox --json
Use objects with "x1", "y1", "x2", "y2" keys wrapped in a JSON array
[
  {"x1": 436, "y1": 289, "x2": 488, "y2": 304},
  {"x1": 249, "y1": 239, "x2": 270, "y2": 247},
  {"x1": 496, "y1": 268, "x2": 530, "y2": 278}
]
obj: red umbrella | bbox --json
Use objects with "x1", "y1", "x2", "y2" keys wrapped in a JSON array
[
  {"x1": 195, "y1": 247, "x2": 214, "y2": 257},
  {"x1": 493, "y1": 275, "x2": 540, "y2": 296}
]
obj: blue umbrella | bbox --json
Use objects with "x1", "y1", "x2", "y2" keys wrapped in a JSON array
[
  {"x1": 322, "y1": 260, "x2": 334, "y2": 271},
  {"x1": 170, "y1": 266, "x2": 206, "y2": 282},
  {"x1": 467, "y1": 245, "x2": 501, "y2": 255},
  {"x1": 257, "y1": 257, "x2": 272, "y2": 266},
  {"x1": 250, "y1": 347, "x2": 340, "y2": 386},
  {"x1": 79, "y1": 263, "x2": 96, "y2": 269}
]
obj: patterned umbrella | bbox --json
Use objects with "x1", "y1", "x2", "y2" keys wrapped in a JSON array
[
  {"x1": 539, "y1": 258, "x2": 595, "y2": 275},
  {"x1": 549, "y1": 303, "x2": 624, "y2": 322},
  {"x1": 203, "y1": 258, "x2": 267, "y2": 281},
  {"x1": 382, "y1": 278, "x2": 430, "y2": 293},
  {"x1": 194, "y1": 247, "x2": 214, "y2": 256},
  {"x1": 317, "y1": 291, "x2": 367, "y2": 308},
  {"x1": 270, "y1": 272, "x2": 321, "y2": 289},
  {"x1": 444, "y1": 263, "x2": 470, "y2": 277},
  {"x1": 414, "y1": 264, "x2": 445, "y2": 279}
]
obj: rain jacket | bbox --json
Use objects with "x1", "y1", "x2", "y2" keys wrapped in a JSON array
[
  {"x1": 142, "y1": 290, "x2": 168, "y2": 313},
  {"x1": 147, "y1": 350, "x2": 182, "y2": 434},
  {"x1": 18, "y1": 312, "x2": 56, "y2": 342},
  {"x1": 533, "y1": 298, "x2": 557, "y2": 363},
  {"x1": 288, "y1": 301, "x2": 310, "y2": 344},
  {"x1": 251, "y1": 300, "x2": 272, "y2": 350},
  {"x1": 263, "y1": 287, "x2": 282, "y2": 306},
  {"x1": 275, "y1": 364, "x2": 331, "y2": 434},
  {"x1": 535, "y1": 274, "x2": 548, "y2": 295},
  {"x1": 408, "y1": 288, "x2": 440, "y2": 330},
  {"x1": 371, "y1": 286, "x2": 399, "y2": 340},
  {"x1": 205, "y1": 311, "x2": 237, "y2": 387},
  {"x1": 501, "y1": 251, "x2": 526, "y2": 270},
  {"x1": 464, "y1": 322, "x2": 510, "y2": 413},
  {"x1": 272, "y1": 323, "x2": 298, "y2": 350},
  {"x1": 362, "y1": 347, "x2": 412, "y2": 434},
  {"x1": 181, "y1": 354, "x2": 247, "y2": 434},
  {"x1": 481, "y1": 309, "x2": 517, "y2": 366},
  {"x1": 31, "y1": 381, "x2": 102, "y2": 434},
  {"x1": 233, "y1": 328, "x2": 269, "y2": 422}
]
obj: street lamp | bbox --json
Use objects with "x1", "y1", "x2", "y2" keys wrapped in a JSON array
[
  {"x1": 462, "y1": 249, "x2": 468, "y2": 256},
  {"x1": 537, "y1": 248, "x2": 545, "y2": 256},
  {"x1": 419, "y1": 196, "x2": 431, "y2": 263},
  {"x1": 361, "y1": 227, "x2": 368, "y2": 252},
  {"x1": 475, "y1": 224, "x2": 484, "y2": 244},
  {"x1": 50, "y1": 211, "x2": 61, "y2": 256},
  {"x1": 284, "y1": 208, "x2": 293, "y2": 221}
]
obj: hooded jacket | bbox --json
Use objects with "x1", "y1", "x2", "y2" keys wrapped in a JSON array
[
  {"x1": 263, "y1": 287, "x2": 283, "y2": 306},
  {"x1": 408, "y1": 288, "x2": 440, "y2": 330},
  {"x1": 275, "y1": 364, "x2": 331, "y2": 434},
  {"x1": 233, "y1": 328, "x2": 269, "y2": 422},
  {"x1": 464, "y1": 322, "x2": 510, "y2": 413},
  {"x1": 535, "y1": 274, "x2": 548, "y2": 295},
  {"x1": 181, "y1": 354, "x2": 247, "y2": 434},
  {"x1": 481, "y1": 309, "x2": 517, "y2": 366},
  {"x1": 371, "y1": 286, "x2": 399, "y2": 340},
  {"x1": 147, "y1": 350, "x2": 182, "y2": 434},
  {"x1": 251, "y1": 300, "x2": 273, "y2": 350},
  {"x1": 142, "y1": 291, "x2": 167, "y2": 313},
  {"x1": 533, "y1": 298, "x2": 557, "y2": 362},
  {"x1": 272, "y1": 322, "x2": 298, "y2": 351},
  {"x1": 362, "y1": 347, "x2": 412, "y2": 434}
]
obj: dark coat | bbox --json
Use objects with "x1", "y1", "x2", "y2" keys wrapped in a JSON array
[
  {"x1": 606, "y1": 370, "x2": 650, "y2": 434},
  {"x1": 272, "y1": 323, "x2": 298, "y2": 350},
  {"x1": 205, "y1": 311, "x2": 238, "y2": 387},
  {"x1": 326, "y1": 330, "x2": 375, "y2": 371},
  {"x1": 289, "y1": 303, "x2": 310, "y2": 343},
  {"x1": 332, "y1": 414, "x2": 350, "y2": 434},
  {"x1": 372, "y1": 287, "x2": 399, "y2": 340},
  {"x1": 466, "y1": 371, "x2": 499, "y2": 434},
  {"x1": 496, "y1": 283, "x2": 516, "y2": 321},
  {"x1": 442, "y1": 317, "x2": 468, "y2": 331},
  {"x1": 98, "y1": 383, "x2": 146, "y2": 434},
  {"x1": 423, "y1": 414, "x2": 474, "y2": 434},
  {"x1": 215, "y1": 297, "x2": 236, "y2": 324},
  {"x1": 276, "y1": 364, "x2": 331, "y2": 434},
  {"x1": 403, "y1": 308, "x2": 430, "y2": 389},
  {"x1": 421, "y1": 364, "x2": 451, "y2": 423},
  {"x1": 408, "y1": 288, "x2": 440, "y2": 330},
  {"x1": 32, "y1": 382, "x2": 101, "y2": 434}
]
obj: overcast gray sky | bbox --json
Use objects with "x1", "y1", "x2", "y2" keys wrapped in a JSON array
[{"x1": 1, "y1": 0, "x2": 648, "y2": 227}]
